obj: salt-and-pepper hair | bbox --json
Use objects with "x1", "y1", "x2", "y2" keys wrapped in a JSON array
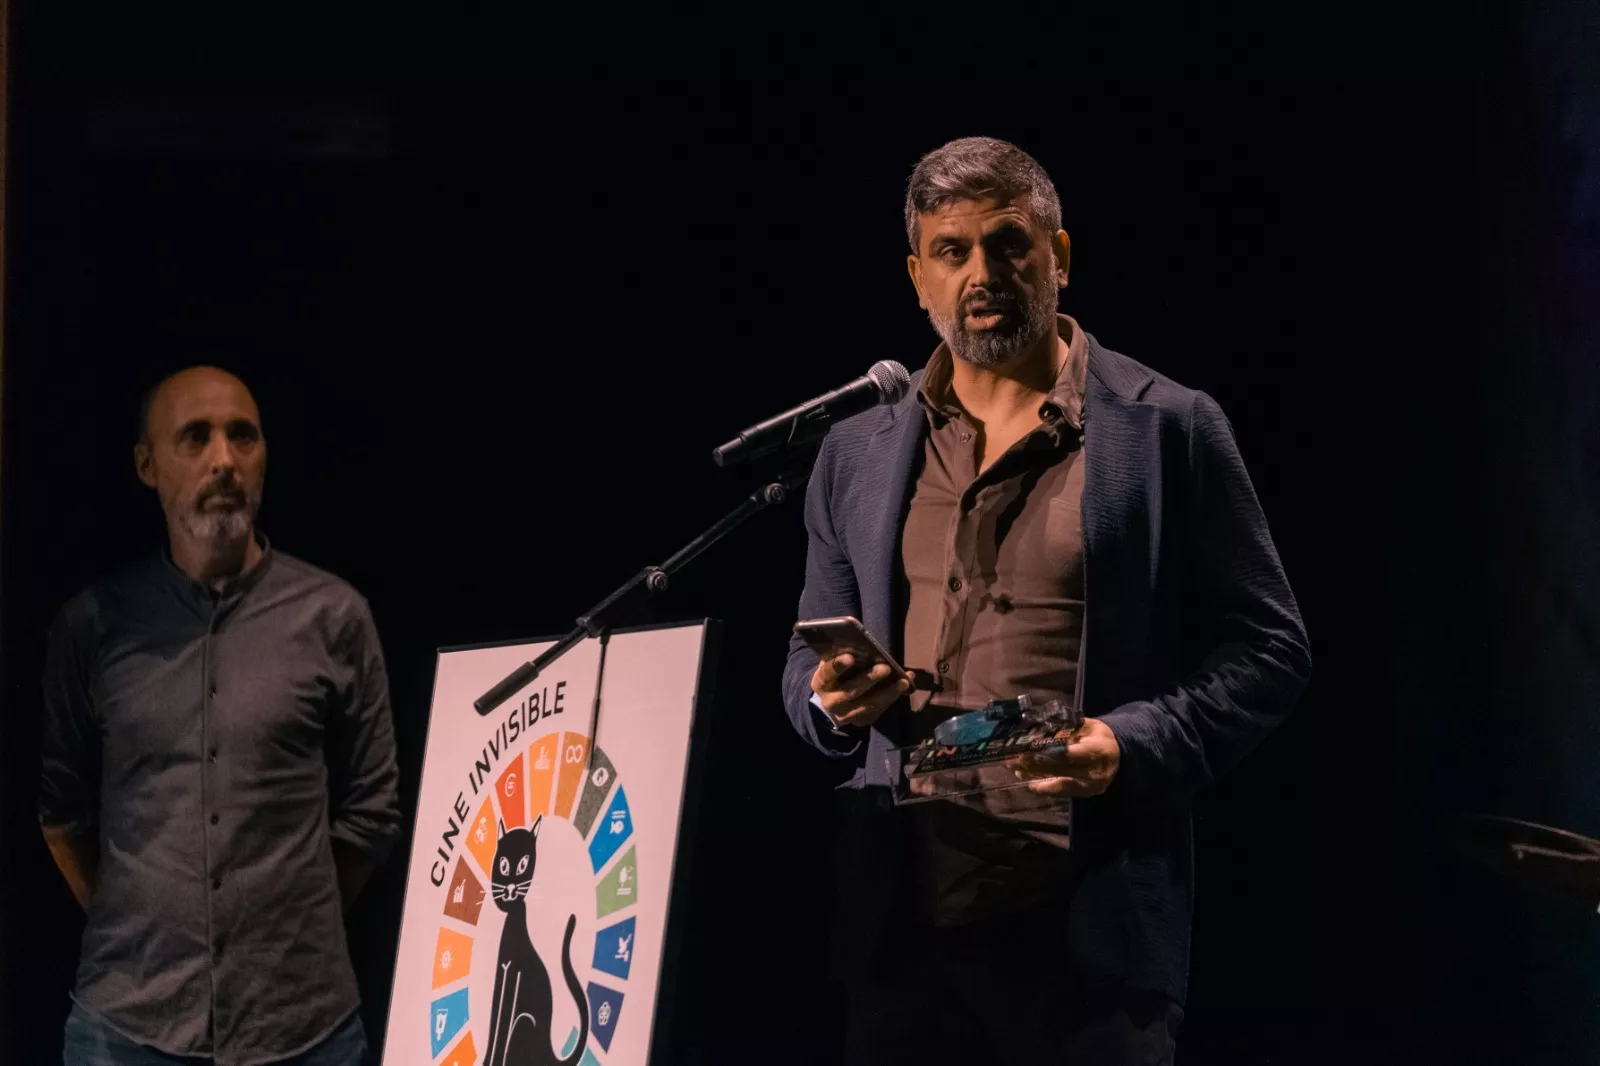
[{"x1": 904, "y1": 136, "x2": 1063, "y2": 254}]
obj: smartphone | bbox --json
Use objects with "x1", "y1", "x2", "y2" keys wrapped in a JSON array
[{"x1": 794, "y1": 616, "x2": 906, "y2": 677}]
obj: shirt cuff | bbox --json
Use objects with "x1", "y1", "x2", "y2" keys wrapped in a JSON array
[
  {"x1": 809, "y1": 691, "x2": 852, "y2": 737},
  {"x1": 38, "y1": 811, "x2": 97, "y2": 837},
  {"x1": 329, "y1": 819, "x2": 401, "y2": 866}
]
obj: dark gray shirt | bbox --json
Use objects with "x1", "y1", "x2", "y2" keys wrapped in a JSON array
[{"x1": 38, "y1": 539, "x2": 402, "y2": 1066}]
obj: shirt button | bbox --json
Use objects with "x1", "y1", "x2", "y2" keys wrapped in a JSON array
[
  {"x1": 208, "y1": 748, "x2": 218, "y2": 762},
  {"x1": 212, "y1": 878, "x2": 222, "y2": 891},
  {"x1": 948, "y1": 576, "x2": 963, "y2": 593},
  {"x1": 960, "y1": 432, "x2": 972, "y2": 443},
  {"x1": 937, "y1": 660, "x2": 950, "y2": 675},
  {"x1": 210, "y1": 814, "x2": 220, "y2": 826}
]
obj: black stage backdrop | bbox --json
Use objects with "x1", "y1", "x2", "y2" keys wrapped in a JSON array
[{"x1": 4, "y1": 11, "x2": 1597, "y2": 1065}]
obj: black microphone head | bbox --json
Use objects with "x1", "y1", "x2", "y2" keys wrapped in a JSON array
[{"x1": 867, "y1": 360, "x2": 912, "y2": 404}]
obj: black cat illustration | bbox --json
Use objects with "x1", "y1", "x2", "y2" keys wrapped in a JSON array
[{"x1": 483, "y1": 816, "x2": 589, "y2": 1066}]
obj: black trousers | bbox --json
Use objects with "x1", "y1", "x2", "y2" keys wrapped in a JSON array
[{"x1": 841, "y1": 910, "x2": 1182, "y2": 1066}]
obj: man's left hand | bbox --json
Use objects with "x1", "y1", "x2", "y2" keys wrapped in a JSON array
[{"x1": 1009, "y1": 718, "x2": 1121, "y2": 797}]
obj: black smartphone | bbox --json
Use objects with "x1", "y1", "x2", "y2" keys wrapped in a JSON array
[{"x1": 793, "y1": 616, "x2": 907, "y2": 676}]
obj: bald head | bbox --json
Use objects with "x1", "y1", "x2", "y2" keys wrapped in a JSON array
[
  {"x1": 134, "y1": 366, "x2": 267, "y2": 548},
  {"x1": 138, "y1": 367, "x2": 260, "y2": 445}
]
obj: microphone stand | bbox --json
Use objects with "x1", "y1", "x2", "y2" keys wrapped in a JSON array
[{"x1": 473, "y1": 464, "x2": 811, "y2": 716}]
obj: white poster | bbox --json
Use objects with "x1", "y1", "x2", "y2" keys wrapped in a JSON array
[{"x1": 382, "y1": 622, "x2": 712, "y2": 1066}]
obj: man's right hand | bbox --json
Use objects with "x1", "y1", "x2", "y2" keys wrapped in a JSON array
[
  {"x1": 42, "y1": 822, "x2": 99, "y2": 912},
  {"x1": 810, "y1": 652, "x2": 913, "y2": 731}
]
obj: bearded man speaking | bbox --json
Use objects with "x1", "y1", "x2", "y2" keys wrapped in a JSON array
[{"x1": 780, "y1": 137, "x2": 1310, "y2": 1065}]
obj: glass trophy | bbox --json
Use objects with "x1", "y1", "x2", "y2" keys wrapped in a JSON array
[{"x1": 883, "y1": 694, "x2": 1085, "y2": 806}]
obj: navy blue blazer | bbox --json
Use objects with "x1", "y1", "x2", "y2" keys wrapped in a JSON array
[{"x1": 781, "y1": 331, "x2": 1311, "y2": 1002}]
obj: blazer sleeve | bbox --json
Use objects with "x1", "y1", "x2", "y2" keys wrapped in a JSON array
[
  {"x1": 781, "y1": 436, "x2": 868, "y2": 758},
  {"x1": 1099, "y1": 391, "x2": 1311, "y2": 808}
]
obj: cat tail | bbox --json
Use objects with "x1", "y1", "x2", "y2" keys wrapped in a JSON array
[{"x1": 556, "y1": 913, "x2": 589, "y2": 1066}]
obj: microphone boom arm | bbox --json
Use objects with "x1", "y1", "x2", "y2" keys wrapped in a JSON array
[{"x1": 473, "y1": 466, "x2": 811, "y2": 716}]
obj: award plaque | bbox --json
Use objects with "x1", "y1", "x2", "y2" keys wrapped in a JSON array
[{"x1": 883, "y1": 694, "x2": 1085, "y2": 806}]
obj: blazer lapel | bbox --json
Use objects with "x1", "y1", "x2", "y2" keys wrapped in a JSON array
[
  {"x1": 858, "y1": 397, "x2": 928, "y2": 642},
  {"x1": 1082, "y1": 343, "x2": 1162, "y2": 710}
]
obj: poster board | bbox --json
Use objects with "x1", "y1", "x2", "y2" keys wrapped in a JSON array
[{"x1": 383, "y1": 621, "x2": 716, "y2": 1066}]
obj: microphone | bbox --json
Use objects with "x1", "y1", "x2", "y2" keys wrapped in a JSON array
[{"x1": 712, "y1": 360, "x2": 912, "y2": 467}]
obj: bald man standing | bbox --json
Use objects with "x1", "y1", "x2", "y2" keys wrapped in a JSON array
[{"x1": 39, "y1": 368, "x2": 401, "y2": 1066}]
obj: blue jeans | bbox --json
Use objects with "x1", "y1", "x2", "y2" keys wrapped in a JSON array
[{"x1": 63, "y1": 1004, "x2": 369, "y2": 1066}]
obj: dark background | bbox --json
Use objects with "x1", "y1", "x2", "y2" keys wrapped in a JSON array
[{"x1": 3, "y1": 9, "x2": 1598, "y2": 1064}]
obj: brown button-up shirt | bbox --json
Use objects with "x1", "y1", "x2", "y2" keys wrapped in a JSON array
[
  {"x1": 901, "y1": 315, "x2": 1088, "y2": 717},
  {"x1": 896, "y1": 314, "x2": 1088, "y2": 924}
]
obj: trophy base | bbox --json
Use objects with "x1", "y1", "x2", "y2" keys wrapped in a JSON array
[{"x1": 883, "y1": 695, "x2": 1084, "y2": 808}]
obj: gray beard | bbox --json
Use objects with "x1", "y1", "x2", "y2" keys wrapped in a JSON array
[
  {"x1": 180, "y1": 507, "x2": 253, "y2": 543},
  {"x1": 929, "y1": 285, "x2": 1060, "y2": 369}
]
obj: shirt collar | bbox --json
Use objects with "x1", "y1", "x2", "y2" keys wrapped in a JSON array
[
  {"x1": 161, "y1": 530, "x2": 274, "y2": 601},
  {"x1": 916, "y1": 313, "x2": 1088, "y2": 431}
]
